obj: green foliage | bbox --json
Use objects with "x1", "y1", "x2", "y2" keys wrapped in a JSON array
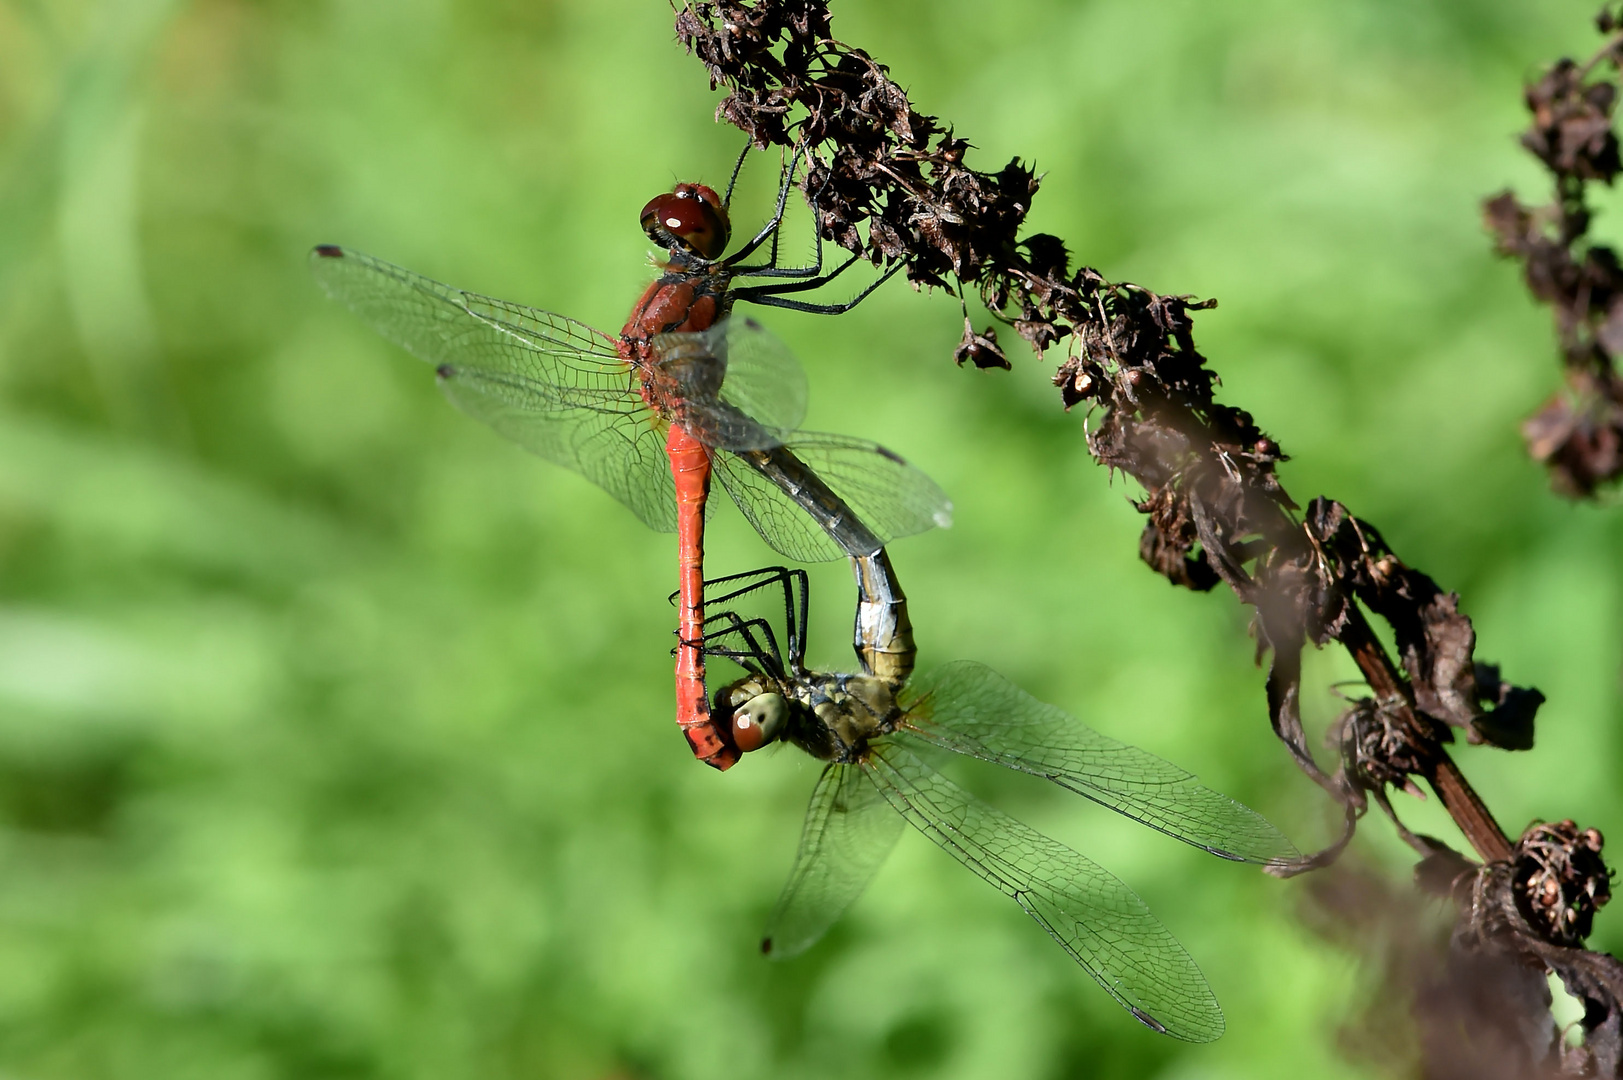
[{"x1": 0, "y1": 0, "x2": 1618, "y2": 1076}]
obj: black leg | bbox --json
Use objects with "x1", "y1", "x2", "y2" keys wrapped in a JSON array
[
  {"x1": 696, "y1": 566, "x2": 794, "y2": 605},
  {"x1": 724, "y1": 143, "x2": 807, "y2": 266},
  {"x1": 728, "y1": 153, "x2": 840, "y2": 280},
  {"x1": 722, "y1": 137, "x2": 753, "y2": 209},
  {"x1": 668, "y1": 565, "x2": 795, "y2": 606},
  {"x1": 693, "y1": 608, "x2": 786, "y2": 681},
  {"x1": 667, "y1": 565, "x2": 811, "y2": 673},
  {"x1": 733, "y1": 258, "x2": 903, "y2": 316},
  {"x1": 697, "y1": 565, "x2": 809, "y2": 674},
  {"x1": 701, "y1": 564, "x2": 798, "y2": 592}
]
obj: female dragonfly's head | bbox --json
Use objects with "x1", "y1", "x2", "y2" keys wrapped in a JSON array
[
  {"x1": 640, "y1": 184, "x2": 731, "y2": 262},
  {"x1": 713, "y1": 675, "x2": 788, "y2": 754}
]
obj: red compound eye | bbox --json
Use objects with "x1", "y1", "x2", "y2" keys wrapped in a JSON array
[{"x1": 640, "y1": 183, "x2": 731, "y2": 260}]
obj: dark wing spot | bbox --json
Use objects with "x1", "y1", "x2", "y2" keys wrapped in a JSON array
[
  {"x1": 875, "y1": 444, "x2": 906, "y2": 465},
  {"x1": 313, "y1": 244, "x2": 344, "y2": 258},
  {"x1": 435, "y1": 364, "x2": 456, "y2": 379},
  {"x1": 1128, "y1": 1006, "x2": 1168, "y2": 1034},
  {"x1": 743, "y1": 316, "x2": 762, "y2": 331},
  {"x1": 760, "y1": 936, "x2": 773, "y2": 955}
]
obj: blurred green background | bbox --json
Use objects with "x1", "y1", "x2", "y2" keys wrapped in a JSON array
[{"x1": 2, "y1": 0, "x2": 1620, "y2": 1076}]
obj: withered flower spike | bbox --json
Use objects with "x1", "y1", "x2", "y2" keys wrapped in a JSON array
[
  {"x1": 1488, "y1": 13, "x2": 1623, "y2": 497},
  {"x1": 679, "y1": 2, "x2": 1619, "y2": 1066},
  {"x1": 677, "y1": 0, "x2": 1555, "y2": 867}
]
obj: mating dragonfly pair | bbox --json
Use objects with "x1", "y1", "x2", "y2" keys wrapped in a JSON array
[{"x1": 311, "y1": 154, "x2": 1296, "y2": 1042}]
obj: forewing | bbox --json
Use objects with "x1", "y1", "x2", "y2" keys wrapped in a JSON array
[
  {"x1": 710, "y1": 435, "x2": 953, "y2": 563},
  {"x1": 898, "y1": 661, "x2": 1297, "y2": 865},
  {"x1": 646, "y1": 317, "x2": 805, "y2": 452},
  {"x1": 865, "y1": 742, "x2": 1224, "y2": 1043},
  {"x1": 788, "y1": 433, "x2": 952, "y2": 543},
  {"x1": 438, "y1": 377, "x2": 676, "y2": 533},
  {"x1": 649, "y1": 327, "x2": 784, "y2": 453},
  {"x1": 710, "y1": 451, "x2": 842, "y2": 562},
  {"x1": 310, "y1": 246, "x2": 676, "y2": 532},
  {"x1": 713, "y1": 316, "x2": 808, "y2": 435},
  {"x1": 762, "y1": 762, "x2": 904, "y2": 959}
]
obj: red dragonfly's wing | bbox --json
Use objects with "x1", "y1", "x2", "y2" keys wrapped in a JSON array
[
  {"x1": 649, "y1": 316, "x2": 807, "y2": 452},
  {"x1": 712, "y1": 316, "x2": 807, "y2": 435},
  {"x1": 310, "y1": 246, "x2": 675, "y2": 533},
  {"x1": 709, "y1": 434, "x2": 953, "y2": 563},
  {"x1": 896, "y1": 662, "x2": 1298, "y2": 866},
  {"x1": 864, "y1": 742, "x2": 1225, "y2": 1043},
  {"x1": 761, "y1": 760, "x2": 904, "y2": 959}
]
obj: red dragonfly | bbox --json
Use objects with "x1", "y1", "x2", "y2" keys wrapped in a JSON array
[{"x1": 310, "y1": 167, "x2": 950, "y2": 770}]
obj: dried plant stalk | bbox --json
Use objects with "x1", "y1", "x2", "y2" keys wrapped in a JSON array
[
  {"x1": 1485, "y1": 4, "x2": 1623, "y2": 497},
  {"x1": 677, "y1": 1, "x2": 1623, "y2": 1072}
]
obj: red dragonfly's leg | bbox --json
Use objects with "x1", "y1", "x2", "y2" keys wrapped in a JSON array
[{"x1": 667, "y1": 425, "x2": 740, "y2": 771}]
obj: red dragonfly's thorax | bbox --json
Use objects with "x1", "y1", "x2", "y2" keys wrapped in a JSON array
[{"x1": 618, "y1": 265, "x2": 733, "y2": 356}]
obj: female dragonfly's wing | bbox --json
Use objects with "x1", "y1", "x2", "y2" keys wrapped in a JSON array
[
  {"x1": 762, "y1": 761, "x2": 905, "y2": 959},
  {"x1": 710, "y1": 435, "x2": 953, "y2": 563},
  {"x1": 864, "y1": 741, "x2": 1224, "y2": 1043},
  {"x1": 310, "y1": 246, "x2": 676, "y2": 533},
  {"x1": 897, "y1": 661, "x2": 1297, "y2": 866}
]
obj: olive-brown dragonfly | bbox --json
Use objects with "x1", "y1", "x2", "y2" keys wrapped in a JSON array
[{"x1": 698, "y1": 552, "x2": 1297, "y2": 1042}]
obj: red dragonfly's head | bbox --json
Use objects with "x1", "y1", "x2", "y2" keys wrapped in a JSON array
[{"x1": 640, "y1": 183, "x2": 731, "y2": 261}]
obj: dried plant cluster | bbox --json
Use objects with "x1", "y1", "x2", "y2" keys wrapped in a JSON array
[
  {"x1": 677, "y1": 1, "x2": 1621, "y2": 1073},
  {"x1": 1485, "y1": 4, "x2": 1623, "y2": 497}
]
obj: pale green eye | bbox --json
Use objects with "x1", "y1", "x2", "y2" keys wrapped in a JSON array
[{"x1": 733, "y1": 693, "x2": 787, "y2": 752}]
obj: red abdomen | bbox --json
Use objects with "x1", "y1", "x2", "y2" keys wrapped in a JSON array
[{"x1": 623, "y1": 271, "x2": 737, "y2": 771}]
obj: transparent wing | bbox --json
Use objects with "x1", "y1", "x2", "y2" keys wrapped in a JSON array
[
  {"x1": 662, "y1": 316, "x2": 808, "y2": 436},
  {"x1": 309, "y1": 245, "x2": 631, "y2": 395},
  {"x1": 437, "y1": 374, "x2": 675, "y2": 532},
  {"x1": 897, "y1": 662, "x2": 1297, "y2": 865},
  {"x1": 645, "y1": 316, "x2": 806, "y2": 453},
  {"x1": 763, "y1": 762, "x2": 904, "y2": 959},
  {"x1": 865, "y1": 742, "x2": 1224, "y2": 1043},
  {"x1": 310, "y1": 245, "x2": 676, "y2": 532},
  {"x1": 715, "y1": 316, "x2": 807, "y2": 434},
  {"x1": 711, "y1": 436, "x2": 953, "y2": 563}
]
